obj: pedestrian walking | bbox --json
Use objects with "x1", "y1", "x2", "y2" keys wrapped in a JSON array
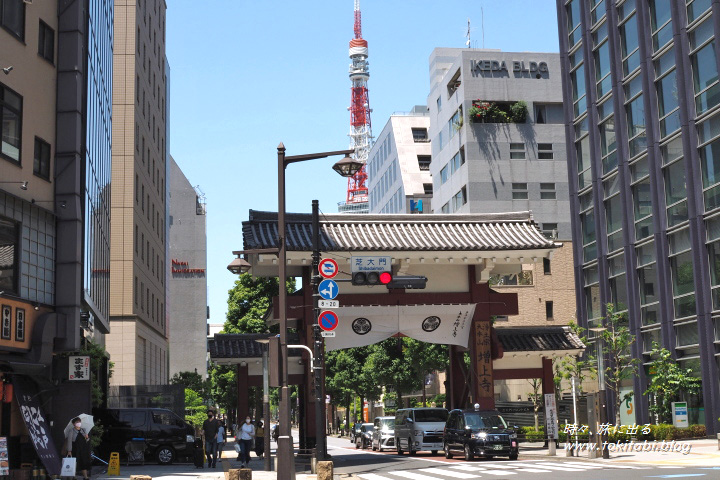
[
  {"x1": 216, "y1": 422, "x2": 226, "y2": 459},
  {"x1": 237, "y1": 415, "x2": 255, "y2": 468},
  {"x1": 254, "y1": 420, "x2": 265, "y2": 459},
  {"x1": 65, "y1": 417, "x2": 91, "y2": 480},
  {"x1": 202, "y1": 411, "x2": 220, "y2": 468}
]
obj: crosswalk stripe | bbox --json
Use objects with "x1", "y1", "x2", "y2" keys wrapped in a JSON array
[
  {"x1": 513, "y1": 468, "x2": 553, "y2": 473},
  {"x1": 449, "y1": 465, "x2": 487, "y2": 472},
  {"x1": 418, "y1": 468, "x2": 480, "y2": 478},
  {"x1": 358, "y1": 474, "x2": 394, "y2": 480},
  {"x1": 519, "y1": 463, "x2": 588, "y2": 471},
  {"x1": 481, "y1": 471, "x2": 517, "y2": 476},
  {"x1": 393, "y1": 471, "x2": 453, "y2": 480},
  {"x1": 554, "y1": 462, "x2": 604, "y2": 469}
]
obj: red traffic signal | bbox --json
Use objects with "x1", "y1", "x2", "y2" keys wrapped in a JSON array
[{"x1": 352, "y1": 271, "x2": 393, "y2": 286}]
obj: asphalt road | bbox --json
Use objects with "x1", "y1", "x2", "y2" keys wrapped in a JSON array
[{"x1": 325, "y1": 436, "x2": 720, "y2": 479}]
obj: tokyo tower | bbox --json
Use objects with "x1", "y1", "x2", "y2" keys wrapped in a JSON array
[{"x1": 344, "y1": 0, "x2": 372, "y2": 212}]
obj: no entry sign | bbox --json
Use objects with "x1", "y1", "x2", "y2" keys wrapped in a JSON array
[{"x1": 318, "y1": 310, "x2": 339, "y2": 332}]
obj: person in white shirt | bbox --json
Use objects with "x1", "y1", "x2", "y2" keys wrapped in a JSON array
[
  {"x1": 216, "y1": 422, "x2": 226, "y2": 458},
  {"x1": 237, "y1": 416, "x2": 255, "y2": 468}
]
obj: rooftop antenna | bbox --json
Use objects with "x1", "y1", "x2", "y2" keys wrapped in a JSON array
[
  {"x1": 466, "y1": 18, "x2": 471, "y2": 48},
  {"x1": 481, "y1": 6, "x2": 486, "y2": 48}
]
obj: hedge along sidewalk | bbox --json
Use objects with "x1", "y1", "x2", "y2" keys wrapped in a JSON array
[{"x1": 519, "y1": 438, "x2": 720, "y2": 466}]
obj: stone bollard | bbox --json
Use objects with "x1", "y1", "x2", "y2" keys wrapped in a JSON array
[
  {"x1": 129, "y1": 476, "x2": 152, "y2": 480},
  {"x1": 317, "y1": 461, "x2": 333, "y2": 480}
]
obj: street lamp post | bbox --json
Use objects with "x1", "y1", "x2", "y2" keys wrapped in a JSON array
[{"x1": 276, "y1": 144, "x2": 360, "y2": 480}]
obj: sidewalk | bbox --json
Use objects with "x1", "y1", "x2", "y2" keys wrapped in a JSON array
[{"x1": 520, "y1": 438, "x2": 720, "y2": 466}]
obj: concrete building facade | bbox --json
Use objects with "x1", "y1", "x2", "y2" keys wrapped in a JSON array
[
  {"x1": 168, "y1": 157, "x2": 208, "y2": 378},
  {"x1": 427, "y1": 48, "x2": 571, "y2": 240},
  {"x1": 108, "y1": 0, "x2": 169, "y2": 386},
  {"x1": 556, "y1": 0, "x2": 720, "y2": 434},
  {"x1": 367, "y1": 106, "x2": 433, "y2": 214}
]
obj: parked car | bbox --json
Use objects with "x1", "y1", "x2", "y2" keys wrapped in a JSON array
[
  {"x1": 96, "y1": 408, "x2": 195, "y2": 464},
  {"x1": 355, "y1": 423, "x2": 374, "y2": 449},
  {"x1": 443, "y1": 408, "x2": 519, "y2": 461},
  {"x1": 394, "y1": 407, "x2": 448, "y2": 455},
  {"x1": 350, "y1": 422, "x2": 364, "y2": 443},
  {"x1": 372, "y1": 416, "x2": 395, "y2": 451}
]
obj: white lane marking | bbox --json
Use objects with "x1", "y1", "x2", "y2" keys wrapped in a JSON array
[
  {"x1": 418, "y1": 468, "x2": 480, "y2": 478},
  {"x1": 393, "y1": 471, "x2": 454, "y2": 480},
  {"x1": 449, "y1": 465, "x2": 487, "y2": 471},
  {"x1": 555, "y1": 462, "x2": 604, "y2": 469},
  {"x1": 481, "y1": 471, "x2": 517, "y2": 476},
  {"x1": 470, "y1": 464, "x2": 518, "y2": 469},
  {"x1": 358, "y1": 474, "x2": 395, "y2": 480},
  {"x1": 513, "y1": 468, "x2": 553, "y2": 473},
  {"x1": 519, "y1": 463, "x2": 589, "y2": 471}
]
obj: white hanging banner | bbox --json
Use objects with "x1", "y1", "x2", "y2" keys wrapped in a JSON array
[
  {"x1": 324, "y1": 304, "x2": 477, "y2": 350},
  {"x1": 325, "y1": 306, "x2": 398, "y2": 351},
  {"x1": 399, "y1": 304, "x2": 475, "y2": 348}
]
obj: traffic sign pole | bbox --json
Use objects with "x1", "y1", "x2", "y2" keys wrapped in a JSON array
[{"x1": 311, "y1": 200, "x2": 327, "y2": 461}]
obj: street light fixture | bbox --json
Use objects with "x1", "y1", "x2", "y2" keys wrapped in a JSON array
[
  {"x1": 0, "y1": 181, "x2": 28, "y2": 190},
  {"x1": 275, "y1": 143, "x2": 357, "y2": 480},
  {"x1": 227, "y1": 257, "x2": 251, "y2": 275}
]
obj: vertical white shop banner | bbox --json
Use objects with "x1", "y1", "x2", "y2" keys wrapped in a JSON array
[
  {"x1": 399, "y1": 304, "x2": 476, "y2": 348},
  {"x1": 325, "y1": 306, "x2": 399, "y2": 351}
]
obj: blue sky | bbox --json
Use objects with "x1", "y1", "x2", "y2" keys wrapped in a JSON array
[{"x1": 165, "y1": 0, "x2": 560, "y2": 325}]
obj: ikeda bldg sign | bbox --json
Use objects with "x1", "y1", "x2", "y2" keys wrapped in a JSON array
[{"x1": 470, "y1": 59, "x2": 549, "y2": 78}]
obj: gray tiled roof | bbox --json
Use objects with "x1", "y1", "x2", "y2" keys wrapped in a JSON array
[
  {"x1": 242, "y1": 210, "x2": 556, "y2": 252},
  {"x1": 496, "y1": 326, "x2": 586, "y2": 352},
  {"x1": 208, "y1": 333, "x2": 301, "y2": 359}
]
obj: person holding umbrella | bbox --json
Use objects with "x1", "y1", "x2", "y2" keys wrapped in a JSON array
[{"x1": 65, "y1": 416, "x2": 92, "y2": 480}]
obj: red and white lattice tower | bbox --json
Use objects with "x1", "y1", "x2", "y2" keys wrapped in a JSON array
[{"x1": 346, "y1": 0, "x2": 372, "y2": 206}]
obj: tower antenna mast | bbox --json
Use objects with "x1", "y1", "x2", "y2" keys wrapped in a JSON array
[{"x1": 346, "y1": 0, "x2": 372, "y2": 208}]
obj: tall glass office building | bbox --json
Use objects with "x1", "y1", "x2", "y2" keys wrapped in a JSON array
[
  {"x1": 557, "y1": 0, "x2": 719, "y2": 434},
  {"x1": 84, "y1": 0, "x2": 113, "y2": 325}
]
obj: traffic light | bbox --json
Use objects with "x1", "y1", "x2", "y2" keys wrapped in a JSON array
[
  {"x1": 351, "y1": 271, "x2": 393, "y2": 286},
  {"x1": 386, "y1": 275, "x2": 428, "y2": 289}
]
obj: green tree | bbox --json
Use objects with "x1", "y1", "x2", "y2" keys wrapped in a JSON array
[
  {"x1": 171, "y1": 371, "x2": 211, "y2": 399},
  {"x1": 643, "y1": 342, "x2": 703, "y2": 423},
  {"x1": 527, "y1": 378, "x2": 543, "y2": 432},
  {"x1": 367, "y1": 338, "x2": 423, "y2": 406},
  {"x1": 209, "y1": 364, "x2": 237, "y2": 416},
  {"x1": 403, "y1": 339, "x2": 448, "y2": 405},
  {"x1": 185, "y1": 388, "x2": 208, "y2": 430},
  {"x1": 600, "y1": 304, "x2": 639, "y2": 426},
  {"x1": 554, "y1": 320, "x2": 596, "y2": 400},
  {"x1": 224, "y1": 273, "x2": 295, "y2": 333}
]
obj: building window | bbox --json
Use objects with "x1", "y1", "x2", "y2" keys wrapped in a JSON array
[
  {"x1": 417, "y1": 155, "x2": 431, "y2": 171},
  {"x1": 1, "y1": 0, "x2": 24, "y2": 40},
  {"x1": 0, "y1": 83, "x2": 22, "y2": 164},
  {"x1": 535, "y1": 104, "x2": 546, "y2": 124},
  {"x1": 1, "y1": 305, "x2": 10, "y2": 340},
  {"x1": 618, "y1": 2, "x2": 640, "y2": 77},
  {"x1": 441, "y1": 202, "x2": 450, "y2": 214},
  {"x1": 538, "y1": 143, "x2": 553, "y2": 159},
  {"x1": 699, "y1": 117, "x2": 720, "y2": 211},
  {"x1": 669, "y1": 228, "x2": 696, "y2": 319},
  {"x1": 631, "y1": 156, "x2": 654, "y2": 240},
  {"x1": 411, "y1": 128, "x2": 429, "y2": 142},
  {"x1": 423, "y1": 183, "x2": 433, "y2": 195},
  {"x1": 594, "y1": 24, "x2": 612, "y2": 98},
  {"x1": 662, "y1": 136, "x2": 688, "y2": 226},
  {"x1": 512, "y1": 183, "x2": 528, "y2": 200},
  {"x1": 637, "y1": 241, "x2": 660, "y2": 326},
  {"x1": 542, "y1": 223, "x2": 558, "y2": 239},
  {"x1": 608, "y1": 254, "x2": 628, "y2": 312},
  {"x1": 452, "y1": 186, "x2": 467, "y2": 211},
  {"x1": 440, "y1": 164, "x2": 449, "y2": 184},
  {"x1": 543, "y1": 257, "x2": 552, "y2": 275},
  {"x1": 545, "y1": 301, "x2": 554, "y2": 320},
  {"x1": 490, "y1": 267, "x2": 534, "y2": 286},
  {"x1": 655, "y1": 48, "x2": 681, "y2": 138},
  {"x1": 38, "y1": 20, "x2": 54, "y2": 63},
  {"x1": 15, "y1": 308, "x2": 23, "y2": 342},
  {"x1": 510, "y1": 143, "x2": 525, "y2": 159},
  {"x1": 540, "y1": 183, "x2": 556, "y2": 199},
  {"x1": 689, "y1": 17, "x2": 719, "y2": 115},
  {"x1": 566, "y1": 0, "x2": 582, "y2": 48},
  {"x1": 0, "y1": 217, "x2": 19, "y2": 294},
  {"x1": 599, "y1": 101, "x2": 617, "y2": 173},
  {"x1": 706, "y1": 216, "x2": 720, "y2": 310},
  {"x1": 450, "y1": 149, "x2": 465, "y2": 173},
  {"x1": 134, "y1": 276, "x2": 138, "y2": 305},
  {"x1": 605, "y1": 174, "x2": 623, "y2": 253},
  {"x1": 580, "y1": 191, "x2": 597, "y2": 262},
  {"x1": 649, "y1": 0, "x2": 673, "y2": 52},
  {"x1": 436, "y1": 96, "x2": 441, "y2": 111},
  {"x1": 33, "y1": 137, "x2": 50, "y2": 180},
  {"x1": 569, "y1": 44, "x2": 587, "y2": 118},
  {"x1": 584, "y1": 265, "x2": 601, "y2": 322}
]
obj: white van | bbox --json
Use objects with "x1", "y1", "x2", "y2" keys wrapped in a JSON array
[{"x1": 393, "y1": 408, "x2": 448, "y2": 455}]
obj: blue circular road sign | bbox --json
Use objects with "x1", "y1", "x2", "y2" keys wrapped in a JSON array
[{"x1": 318, "y1": 279, "x2": 339, "y2": 300}]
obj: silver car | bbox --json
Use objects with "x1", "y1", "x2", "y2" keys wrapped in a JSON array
[{"x1": 372, "y1": 416, "x2": 395, "y2": 451}]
